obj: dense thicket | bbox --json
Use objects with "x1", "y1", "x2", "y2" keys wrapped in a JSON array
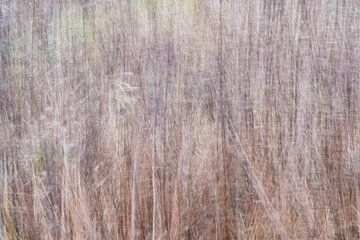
[{"x1": 1, "y1": 0, "x2": 360, "y2": 239}]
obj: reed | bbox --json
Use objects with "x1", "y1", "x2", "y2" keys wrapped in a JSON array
[{"x1": 0, "y1": 0, "x2": 359, "y2": 239}]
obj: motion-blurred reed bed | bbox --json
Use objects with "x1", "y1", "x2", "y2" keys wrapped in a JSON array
[{"x1": 1, "y1": 0, "x2": 360, "y2": 239}]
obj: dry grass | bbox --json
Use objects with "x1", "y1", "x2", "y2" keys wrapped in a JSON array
[{"x1": 1, "y1": 0, "x2": 360, "y2": 239}]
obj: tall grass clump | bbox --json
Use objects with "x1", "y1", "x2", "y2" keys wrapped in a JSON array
[{"x1": 1, "y1": 0, "x2": 360, "y2": 239}]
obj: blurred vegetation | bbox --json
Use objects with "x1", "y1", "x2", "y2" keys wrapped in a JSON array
[{"x1": 1, "y1": 0, "x2": 360, "y2": 239}]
